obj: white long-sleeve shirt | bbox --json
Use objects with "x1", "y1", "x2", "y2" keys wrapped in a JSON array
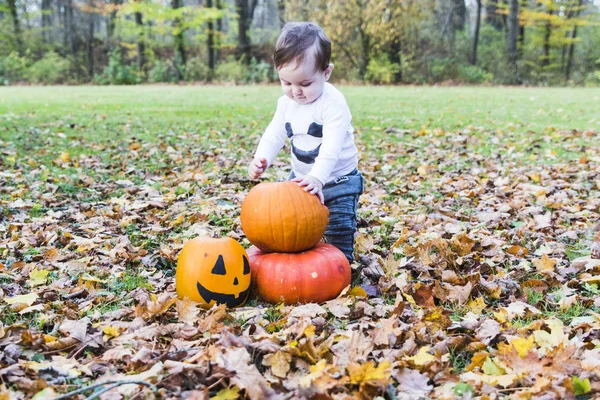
[{"x1": 254, "y1": 83, "x2": 358, "y2": 185}]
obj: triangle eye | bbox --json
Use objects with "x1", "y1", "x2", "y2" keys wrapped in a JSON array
[
  {"x1": 211, "y1": 255, "x2": 227, "y2": 275},
  {"x1": 243, "y1": 255, "x2": 250, "y2": 275}
]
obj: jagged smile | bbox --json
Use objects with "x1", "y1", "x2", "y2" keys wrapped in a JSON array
[{"x1": 196, "y1": 281, "x2": 250, "y2": 308}]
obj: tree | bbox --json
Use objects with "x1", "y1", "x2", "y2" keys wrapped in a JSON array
[
  {"x1": 236, "y1": 0, "x2": 258, "y2": 62},
  {"x1": 172, "y1": 0, "x2": 186, "y2": 75},
  {"x1": 207, "y1": 0, "x2": 215, "y2": 74},
  {"x1": 452, "y1": 0, "x2": 466, "y2": 31},
  {"x1": 7, "y1": 0, "x2": 23, "y2": 54},
  {"x1": 87, "y1": 0, "x2": 94, "y2": 78},
  {"x1": 215, "y1": 0, "x2": 222, "y2": 62},
  {"x1": 41, "y1": 0, "x2": 51, "y2": 43},
  {"x1": 438, "y1": 0, "x2": 466, "y2": 53},
  {"x1": 471, "y1": 0, "x2": 482, "y2": 65},
  {"x1": 508, "y1": 0, "x2": 519, "y2": 83},
  {"x1": 107, "y1": 0, "x2": 123, "y2": 45},
  {"x1": 542, "y1": 0, "x2": 554, "y2": 67},
  {"x1": 135, "y1": 4, "x2": 144, "y2": 72},
  {"x1": 276, "y1": 0, "x2": 285, "y2": 29},
  {"x1": 486, "y1": 0, "x2": 504, "y2": 31},
  {"x1": 565, "y1": 0, "x2": 584, "y2": 80}
]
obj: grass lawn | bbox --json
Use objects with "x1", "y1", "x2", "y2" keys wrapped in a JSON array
[
  {"x1": 2, "y1": 85, "x2": 600, "y2": 133},
  {"x1": 0, "y1": 85, "x2": 599, "y2": 398}
]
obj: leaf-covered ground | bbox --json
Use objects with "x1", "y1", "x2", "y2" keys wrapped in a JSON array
[{"x1": 1, "y1": 86, "x2": 600, "y2": 399}]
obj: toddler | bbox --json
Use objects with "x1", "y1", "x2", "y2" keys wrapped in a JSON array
[{"x1": 248, "y1": 21, "x2": 363, "y2": 264}]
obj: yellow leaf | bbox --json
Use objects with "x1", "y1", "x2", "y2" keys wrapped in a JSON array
[
  {"x1": 268, "y1": 351, "x2": 291, "y2": 378},
  {"x1": 172, "y1": 214, "x2": 185, "y2": 226},
  {"x1": 467, "y1": 296, "x2": 487, "y2": 315},
  {"x1": 28, "y1": 268, "x2": 50, "y2": 287},
  {"x1": 129, "y1": 142, "x2": 142, "y2": 151},
  {"x1": 347, "y1": 286, "x2": 367, "y2": 297},
  {"x1": 510, "y1": 335, "x2": 535, "y2": 357},
  {"x1": 532, "y1": 254, "x2": 557, "y2": 273},
  {"x1": 533, "y1": 318, "x2": 566, "y2": 351},
  {"x1": 493, "y1": 310, "x2": 507, "y2": 323},
  {"x1": 4, "y1": 292, "x2": 38, "y2": 306},
  {"x1": 309, "y1": 359, "x2": 328, "y2": 374},
  {"x1": 80, "y1": 274, "x2": 107, "y2": 284},
  {"x1": 482, "y1": 358, "x2": 506, "y2": 376},
  {"x1": 303, "y1": 324, "x2": 316, "y2": 339},
  {"x1": 348, "y1": 361, "x2": 392, "y2": 384},
  {"x1": 417, "y1": 164, "x2": 434, "y2": 176},
  {"x1": 210, "y1": 387, "x2": 240, "y2": 400},
  {"x1": 528, "y1": 171, "x2": 541, "y2": 183},
  {"x1": 60, "y1": 152, "x2": 71, "y2": 163},
  {"x1": 466, "y1": 352, "x2": 489, "y2": 371},
  {"x1": 403, "y1": 292, "x2": 417, "y2": 307},
  {"x1": 409, "y1": 346, "x2": 436, "y2": 366},
  {"x1": 102, "y1": 325, "x2": 123, "y2": 338},
  {"x1": 460, "y1": 371, "x2": 517, "y2": 388},
  {"x1": 43, "y1": 334, "x2": 57, "y2": 343}
]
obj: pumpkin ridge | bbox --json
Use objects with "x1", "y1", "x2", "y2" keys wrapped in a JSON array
[
  {"x1": 267, "y1": 185, "x2": 275, "y2": 250},
  {"x1": 289, "y1": 181, "x2": 302, "y2": 252},
  {"x1": 278, "y1": 183, "x2": 285, "y2": 251}
]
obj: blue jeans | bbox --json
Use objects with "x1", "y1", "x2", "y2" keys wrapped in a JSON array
[{"x1": 289, "y1": 169, "x2": 364, "y2": 263}]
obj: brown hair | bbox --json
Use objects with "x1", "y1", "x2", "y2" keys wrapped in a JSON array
[{"x1": 273, "y1": 22, "x2": 331, "y2": 72}]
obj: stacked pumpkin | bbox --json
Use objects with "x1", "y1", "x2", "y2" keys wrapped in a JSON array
[{"x1": 241, "y1": 181, "x2": 351, "y2": 304}]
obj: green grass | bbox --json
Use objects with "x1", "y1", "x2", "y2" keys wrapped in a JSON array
[{"x1": 1, "y1": 85, "x2": 599, "y2": 135}]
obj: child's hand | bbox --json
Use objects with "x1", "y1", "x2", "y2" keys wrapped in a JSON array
[
  {"x1": 249, "y1": 157, "x2": 268, "y2": 179},
  {"x1": 292, "y1": 175, "x2": 324, "y2": 204}
]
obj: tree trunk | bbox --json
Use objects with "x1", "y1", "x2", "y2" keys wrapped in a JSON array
[
  {"x1": 565, "y1": 0, "x2": 583, "y2": 81},
  {"x1": 485, "y1": 0, "x2": 503, "y2": 31},
  {"x1": 207, "y1": 0, "x2": 215, "y2": 75},
  {"x1": 172, "y1": 0, "x2": 186, "y2": 76},
  {"x1": 67, "y1": 0, "x2": 76, "y2": 57},
  {"x1": 542, "y1": 0, "x2": 553, "y2": 67},
  {"x1": 358, "y1": 25, "x2": 370, "y2": 80},
  {"x1": 7, "y1": 0, "x2": 23, "y2": 54},
  {"x1": 471, "y1": 0, "x2": 482, "y2": 65},
  {"x1": 107, "y1": 0, "x2": 123, "y2": 47},
  {"x1": 135, "y1": 10, "x2": 145, "y2": 72},
  {"x1": 41, "y1": 0, "x2": 51, "y2": 43},
  {"x1": 439, "y1": 0, "x2": 457, "y2": 54},
  {"x1": 518, "y1": 17, "x2": 525, "y2": 58},
  {"x1": 236, "y1": 0, "x2": 249, "y2": 61},
  {"x1": 452, "y1": 0, "x2": 466, "y2": 31},
  {"x1": 276, "y1": 0, "x2": 285, "y2": 29},
  {"x1": 61, "y1": 0, "x2": 68, "y2": 52},
  {"x1": 88, "y1": 11, "x2": 94, "y2": 79},
  {"x1": 216, "y1": 0, "x2": 222, "y2": 62},
  {"x1": 508, "y1": 0, "x2": 519, "y2": 83},
  {"x1": 389, "y1": 37, "x2": 402, "y2": 83},
  {"x1": 236, "y1": 0, "x2": 257, "y2": 63}
]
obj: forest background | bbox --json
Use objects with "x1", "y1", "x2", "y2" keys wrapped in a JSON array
[{"x1": 1, "y1": 0, "x2": 600, "y2": 86}]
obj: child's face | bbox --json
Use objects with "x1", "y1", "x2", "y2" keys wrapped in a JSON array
[{"x1": 278, "y1": 54, "x2": 333, "y2": 105}]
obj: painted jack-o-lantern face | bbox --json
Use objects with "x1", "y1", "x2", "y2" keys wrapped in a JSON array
[{"x1": 176, "y1": 237, "x2": 251, "y2": 309}]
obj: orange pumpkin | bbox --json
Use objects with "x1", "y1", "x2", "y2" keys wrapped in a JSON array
[
  {"x1": 176, "y1": 236, "x2": 251, "y2": 309},
  {"x1": 240, "y1": 181, "x2": 329, "y2": 253},
  {"x1": 247, "y1": 243, "x2": 351, "y2": 304}
]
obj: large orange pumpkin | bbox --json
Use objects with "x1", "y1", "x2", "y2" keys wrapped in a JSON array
[
  {"x1": 240, "y1": 181, "x2": 329, "y2": 253},
  {"x1": 176, "y1": 236, "x2": 251, "y2": 309},
  {"x1": 247, "y1": 243, "x2": 351, "y2": 304}
]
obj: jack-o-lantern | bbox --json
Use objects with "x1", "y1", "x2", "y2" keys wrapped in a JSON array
[{"x1": 176, "y1": 236, "x2": 251, "y2": 309}]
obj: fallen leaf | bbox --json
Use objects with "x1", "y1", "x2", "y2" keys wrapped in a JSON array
[{"x1": 4, "y1": 292, "x2": 38, "y2": 306}]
